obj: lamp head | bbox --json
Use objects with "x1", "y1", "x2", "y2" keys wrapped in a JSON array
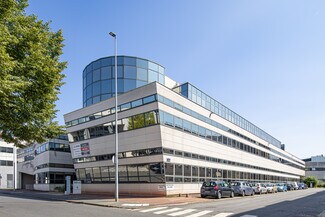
[{"x1": 109, "y1": 32, "x2": 116, "y2": 38}]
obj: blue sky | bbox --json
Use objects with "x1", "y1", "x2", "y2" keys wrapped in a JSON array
[{"x1": 26, "y1": 0, "x2": 325, "y2": 159}]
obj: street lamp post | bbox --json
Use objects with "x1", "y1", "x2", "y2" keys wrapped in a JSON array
[{"x1": 109, "y1": 31, "x2": 118, "y2": 202}]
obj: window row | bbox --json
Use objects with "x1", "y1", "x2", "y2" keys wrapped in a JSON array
[
  {"x1": 35, "y1": 172, "x2": 75, "y2": 184},
  {"x1": 76, "y1": 163, "x2": 164, "y2": 183},
  {"x1": 159, "y1": 110, "x2": 305, "y2": 171},
  {"x1": 67, "y1": 94, "x2": 157, "y2": 127},
  {"x1": 83, "y1": 57, "x2": 164, "y2": 77},
  {"x1": 72, "y1": 144, "x2": 297, "y2": 177},
  {"x1": 73, "y1": 147, "x2": 162, "y2": 163},
  {"x1": 69, "y1": 110, "x2": 159, "y2": 142},
  {"x1": 35, "y1": 142, "x2": 70, "y2": 155},
  {"x1": 162, "y1": 148, "x2": 299, "y2": 177},
  {"x1": 0, "y1": 147, "x2": 13, "y2": 153},
  {"x1": 158, "y1": 94, "x2": 303, "y2": 168},
  {"x1": 0, "y1": 160, "x2": 13, "y2": 166},
  {"x1": 35, "y1": 163, "x2": 75, "y2": 170},
  {"x1": 83, "y1": 67, "x2": 165, "y2": 89},
  {"x1": 174, "y1": 83, "x2": 281, "y2": 148},
  {"x1": 164, "y1": 163, "x2": 299, "y2": 183}
]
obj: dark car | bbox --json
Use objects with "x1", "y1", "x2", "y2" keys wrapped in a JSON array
[
  {"x1": 231, "y1": 181, "x2": 254, "y2": 196},
  {"x1": 201, "y1": 181, "x2": 235, "y2": 199},
  {"x1": 286, "y1": 183, "x2": 295, "y2": 191}
]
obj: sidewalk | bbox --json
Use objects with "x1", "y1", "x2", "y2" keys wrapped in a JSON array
[
  {"x1": 0, "y1": 190, "x2": 205, "y2": 208},
  {"x1": 66, "y1": 194, "x2": 205, "y2": 208}
]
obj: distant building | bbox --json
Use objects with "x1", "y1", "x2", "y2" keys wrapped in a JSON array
[
  {"x1": 0, "y1": 137, "x2": 15, "y2": 189},
  {"x1": 17, "y1": 135, "x2": 75, "y2": 191},
  {"x1": 303, "y1": 155, "x2": 325, "y2": 182}
]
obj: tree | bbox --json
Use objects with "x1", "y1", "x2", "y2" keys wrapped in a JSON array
[
  {"x1": 0, "y1": 0, "x2": 67, "y2": 147},
  {"x1": 303, "y1": 176, "x2": 319, "y2": 188}
]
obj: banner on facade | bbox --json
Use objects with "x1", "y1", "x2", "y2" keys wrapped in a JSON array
[{"x1": 72, "y1": 143, "x2": 90, "y2": 158}]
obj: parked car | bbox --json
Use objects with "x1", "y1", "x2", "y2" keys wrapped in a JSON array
[
  {"x1": 292, "y1": 182, "x2": 299, "y2": 190},
  {"x1": 231, "y1": 181, "x2": 254, "y2": 196},
  {"x1": 265, "y1": 183, "x2": 278, "y2": 193},
  {"x1": 276, "y1": 183, "x2": 287, "y2": 192},
  {"x1": 251, "y1": 183, "x2": 268, "y2": 194},
  {"x1": 201, "y1": 181, "x2": 235, "y2": 199},
  {"x1": 298, "y1": 183, "x2": 307, "y2": 190},
  {"x1": 286, "y1": 183, "x2": 295, "y2": 191}
]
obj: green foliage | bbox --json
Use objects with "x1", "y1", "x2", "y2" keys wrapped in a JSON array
[
  {"x1": 303, "y1": 176, "x2": 319, "y2": 188},
  {"x1": 316, "y1": 181, "x2": 325, "y2": 188},
  {"x1": 0, "y1": 0, "x2": 67, "y2": 147},
  {"x1": 54, "y1": 186, "x2": 65, "y2": 192}
]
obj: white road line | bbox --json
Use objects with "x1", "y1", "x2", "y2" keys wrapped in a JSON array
[
  {"x1": 240, "y1": 215, "x2": 258, "y2": 217},
  {"x1": 186, "y1": 210, "x2": 213, "y2": 217},
  {"x1": 154, "y1": 208, "x2": 182, "y2": 214},
  {"x1": 168, "y1": 209, "x2": 197, "y2": 216},
  {"x1": 212, "y1": 213, "x2": 234, "y2": 217},
  {"x1": 140, "y1": 207, "x2": 168, "y2": 213}
]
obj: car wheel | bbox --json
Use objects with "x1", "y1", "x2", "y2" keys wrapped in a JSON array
[
  {"x1": 230, "y1": 191, "x2": 234, "y2": 198},
  {"x1": 216, "y1": 191, "x2": 222, "y2": 199},
  {"x1": 251, "y1": 191, "x2": 255, "y2": 196},
  {"x1": 201, "y1": 194, "x2": 206, "y2": 198}
]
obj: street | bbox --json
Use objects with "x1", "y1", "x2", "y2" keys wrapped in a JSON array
[{"x1": 0, "y1": 188, "x2": 324, "y2": 217}]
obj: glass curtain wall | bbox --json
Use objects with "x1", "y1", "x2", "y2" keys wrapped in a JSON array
[{"x1": 83, "y1": 56, "x2": 165, "y2": 107}]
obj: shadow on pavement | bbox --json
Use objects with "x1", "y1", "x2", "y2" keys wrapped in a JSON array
[
  {"x1": 0, "y1": 189, "x2": 119, "y2": 202},
  {"x1": 232, "y1": 189, "x2": 325, "y2": 217}
]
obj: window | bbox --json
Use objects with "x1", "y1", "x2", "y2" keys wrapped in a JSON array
[
  {"x1": 93, "y1": 69, "x2": 100, "y2": 82},
  {"x1": 131, "y1": 99, "x2": 142, "y2": 107},
  {"x1": 124, "y1": 66, "x2": 137, "y2": 79},
  {"x1": 174, "y1": 117, "x2": 183, "y2": 129},
  {"x1": 101, "y1": 80, "x2": 111, "y2": 93},
  {"x1": 184, "y1": 165, "x2": 191, "y2": 176},
  {"x1": 175, "y1": 164, "x2": 183, "y2": 176},
  {"x1": 120, "y1": 102, "x2": 131, "y2": 111},
  {"x1": 145, "y1": 111, "x2": 158, "y2": 126},
  {"x1": 191, "y1": 124, "x2": 199, "y2": 135},
  {"x1": 137, "y1": 68, "x2": 148, "y2": 81},
  {"x1": 165, "y1": 163, "x2": 174, "y2": 175},
  {"x1": 132, "y1": 114, "x2": 145, "y2": 129},
  {"x1": 143, "y1": 95, "x2": 156, "y2": 104},
  {"x1": 124, "y1": 79, "x2": 136, "y2": 92},
  {"x1": 148, "y1": 70, "x2": 158, "y2": 82}
]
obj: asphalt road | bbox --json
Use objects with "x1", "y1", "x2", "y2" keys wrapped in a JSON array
[{"x1": 0, "y1": 188, "x2": 324, "y2": 217}]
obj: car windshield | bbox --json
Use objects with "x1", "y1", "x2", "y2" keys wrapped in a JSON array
[{"x1": 231, "y1": 182, "x2": 240, "y2": 186}]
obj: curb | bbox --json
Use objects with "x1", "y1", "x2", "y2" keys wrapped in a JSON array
[{"x1": 65, "y1": 200, "x2": 150, "y2": 209}]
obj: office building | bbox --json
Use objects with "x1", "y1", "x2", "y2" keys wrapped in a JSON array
[
  {"x1": 17, "y1": 135, "x2": 75, "y2": 191},
  {"x1": 0, "y1": 136, "x2": 15, "y2": 189},
  {"x1": 64, "y1": 56, "x2": 305, "y2": 196},
  {"x1": 303, "y1": 155, "x2": 325, "y2": 182}
]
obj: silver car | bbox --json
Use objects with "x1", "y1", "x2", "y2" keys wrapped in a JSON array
[
  {"x1": 231, "y1": 181, "x2": 254, "y2": 196},
  {"x1": 251, "y1": 183, "x2": 268, "y2": 194}
]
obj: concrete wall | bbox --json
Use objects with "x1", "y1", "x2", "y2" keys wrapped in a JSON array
[
  {"x1": 34, "y1": 183, "x2": 65, "y2": 192},
  {"x1": 81, "y1": 183, "x2": 166, "y2": 196}
]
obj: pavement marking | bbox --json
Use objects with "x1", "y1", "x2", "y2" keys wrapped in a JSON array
[
  {"x1": 212, "y1": 213, "x2": 234, "y2": 217},
  {"x1": 318, "y1": 210, "x2": 325, "y2": 217},
  {"x1": 168, "y1": 209, "x2": 197, "y2": 216},
  {"x1": 122, "y1": 203, "x2": 149, "y2": 207},
  {"x1": 154, "y1": 208, "x2": 182, "y2": 214},
  {"x1": 240, "y1": 215, "x2": 257, "y2": 217},
  {"x1": 140, "y1": 207, "x2": 168, "y2": 213},
  {"x1": 185, "y1": 210, "x2": 213, "y2": 217}
]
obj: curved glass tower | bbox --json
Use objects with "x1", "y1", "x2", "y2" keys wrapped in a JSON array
[{"x1": 83, "y1": 56, "x2": 165, "y2": 107}]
